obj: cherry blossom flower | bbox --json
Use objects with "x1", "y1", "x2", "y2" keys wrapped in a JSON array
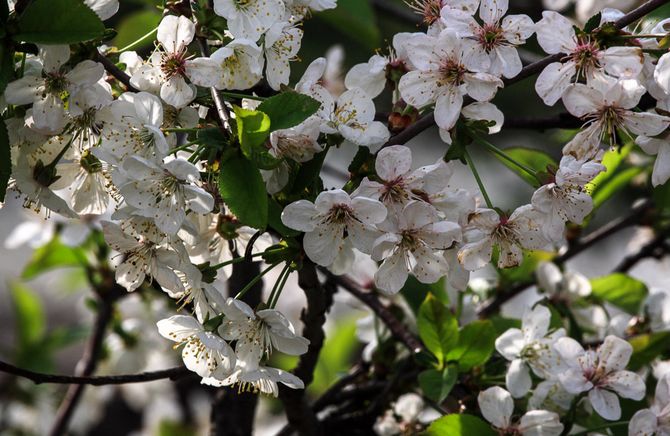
[
  {"x1": 206, "y1": 39, "x2": 264, "y2": 91},
  {"x1": 478, "y1": 386, "x2": 564, "y2": 435},
  {"x1": 213, "y1": 0, "x2": 285, "y2": 41},
  {"x1": 318, "y1": 87, "x2": 390, "y2": 152},
  {"x1": 399, "y1": 30, "x2": 503, "y2": 131},
  {"x1": 553, "y1": 335, "x2": 646, "y2": 420},
  {"x1": 129, "y1": 16, "x2": 204, "y2": 108},
  {"x1": 5, "y1": 45, "x2": 104, "y2": 133},
  {"x1": 157, "y1": 315, "x2": 236, "y2": 379},
  {"x1": 628, "y1": 373, "x2": 670, "y2": 436},
  {"x1": 119, "y1": 156, "x2": 214, "y2": 235},
  {"x1": 637, "y1": 98, "x2": 670, "y2": 187},
  {"x1": 264, "y1": 22, "x2": 303, "y2": 91},
  {"x1": 102, "y1": 219, "x2": 193, "y2": 293},
  {"x1": 354, "y1": 145, "x2": 454, "y2": 212},
  {"x1": 562, "y1": 77, "x2": 670, "y2": 159},
  {"x1": 458, "y1": 205, "x2": 550, "y2": 270},
  {"x1": 441, "y1": 0, "x2": 535, "y2": 79},
  {"x1": 495, "y1": 305, "x2": 567, "y2": 398},
  {"x1": 534, "y1": 11, "x2": 644, "y2": 106},
  {"x1": 371, "y1": 201, "x2": 461, "y2": 294},
  {"x1": 531, "y1": 155, "x2": 605, "y2": 242},
  {"x1": 281, "y1": 189, "x2": 387, "y2": 271}
]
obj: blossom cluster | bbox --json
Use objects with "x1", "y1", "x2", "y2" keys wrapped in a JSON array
[{"x1": 1, "y1": 0, "x2": 670, "y2": 433}]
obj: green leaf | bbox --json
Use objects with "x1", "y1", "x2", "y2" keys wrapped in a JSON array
[
  {"x1": 494, "y1": 147, "x2": 557, "y2": 187},
  {"x1": 590, "y1": 273, "x2": 648, "y2": 314},
  {"x1": 400, "y1": 276, "x2": 449, "y2": 315},
  {"x1": 218, "y1": 155, "x2": 268, "y2": 229},
  {"x1": 590, "y1": 143, "x2": 632, "y2": 191},
  {"x1": 583, "y1": 12, "x2": 602, "y2": 33},
  {"x1": 257, "y1": 92, "x2": 321, "y2": 132},
  {"x1": 113, "y1": 10, "x2": 161, "y2": 50},
  {"x1": 498, "y1": 250, "x2": 554, "y2": 285},
  {"x1": 289, "y1": 148, "x2": 328, "y2": 196},
  {"x1": 309, "y1": 316, "x2": 359, "y2": 394},
  {"x1": 417, "y1": 294, "x2": 459, "y2": 367},
  {"x1": 592, "y1": 166, "x2": 642, "y2": 209},
  {"x1": 268, "y1": 198, "x2": 300, "y2": 237},
  {"x1": 419, "y1": 366, "x2": 457, "y2": 403},
  {"x1": 233, "y1": 106, "x2": 271, "y2": 150},
  {"x1": 446, "y1": 320, "x2": 496, "y2": 372},
  {"x1": 316, "y1": 0, "x2": 381, "y2": 50},
  {"x1": 0, "y1": 118, "x2": 10, "y2": 202},
  {"x1": 489, "y1": 316, "x2": 521, "y2": 335},
  {"x1": 22, "y1": 237, "x2": 87, "y2": 279},
  {"x1": 15, "y1": 0, "x2": 106, "y2": 44},
  {"x1": 0, "y1": 42, "x2": 14, "y2": 95},
  {"x1": 426, "y1": 414, "x2": 496, "y2": 436},
  {"x1": 10, "y1": 282, "x2": 45, "y2": 348},
  {"x1": 628, "y1": 332, "x2": 670, "y2": 371}
]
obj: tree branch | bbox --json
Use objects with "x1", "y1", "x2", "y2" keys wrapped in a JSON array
[
  {"x1": 95, "y1": 50, "x2": 139, "y2": 93},
  {"x1": 615, "y1": 233, "x2": 669, "y2": 273},
  {"x1": 0, "y1": 361, "x2": 191, "y2": 385},
  {"x1": 279, "y1": 262, "x2": 335, "y2": 435},
  {"x1": 327, "y1": 272, "x2": 424, "y2": 354}
]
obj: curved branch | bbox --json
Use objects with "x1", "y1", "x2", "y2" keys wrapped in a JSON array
[
  {"x1": 0, "y1": 361, "x2": 191, "y2": 385},
  {"x1": 95, "y1": 51, "x2": 139, "y2": 93},
  {"x1": 327, "y1": 272, "x2": 424, "y2": 354}
]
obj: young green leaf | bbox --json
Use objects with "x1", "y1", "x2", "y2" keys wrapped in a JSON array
[
  {"x1": 492, "y1": 147, "x2": 556, "y2": 187},
  {"x1": 628, "y1": 331, "x2": 670, "y2": 371},
  {"x1": 446, "y1": 320, "x2": 496, "y2": 372},
  {"x1": 218, "y1": 155, "x2": 268, "y2": 229},
  {"x1": 426, "y1": 414, "x2": 496, "y2": 436},
  {"x1": 257, "y1": 92, "x2": 321, "y2": 132},
  {"x1": 15, "y1": 0, "x2": 106, "y2": 44},
  {"x1": 590, "y1": 273, "x2": 648, "y2": 314},
  {"x1": 10, "y1": 282, "x2": 46, "y2": 348},
  {"x1": 419, "y1": 366, "x2": 457, "y2": 403},
  {"x1": 417, "y1": 294, "x2": 459, "y2": 367},
  {"x1": 22, "y1": 237, "x2": 87, "y2": 279}
]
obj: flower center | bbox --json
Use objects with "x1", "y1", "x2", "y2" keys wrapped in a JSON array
[
  {"x1": 595, "y1": 105, "x2": 626, "y2": 146},
  {"x1": 326, "y1": 204, "x2": 354, "y2": 224},
  {"x1": 381, "y1": 177, "x2": 408, "y2": 204},
  {"x1": 405, "y1": 0, "x2": 442, "y2": 25},
  {"x1": 400, "y1": 229, "x2": 421, "y2": 251},
  {"x1": 161, "y1": 50, "x2": 188, "y2": 79},
  {"x1": 44, "y1": 72, "x2": 69, "y2": 96},
  {"x1": 570, "y1": 40, "x2": 601, "y2": 79},
  {"x1": 438, "y1": 59, "x2": 466, "y2": 87},
  {"x1": 477, "y1": 23, "x2": 504, "y2": 52}
]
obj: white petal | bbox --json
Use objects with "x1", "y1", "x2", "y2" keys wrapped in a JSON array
[
  {"x1": 281, "y1": 200, "x2": 317, "y2": 232},
  {"x1": 478, "y1": 386, "x2": 513, "y2": 429},
  {"x1": 506, "y1": 359, "x2": 532, "y2": 398},
  {"x1": 589, "y1": 388, "x2": 622, "y2": 421}
]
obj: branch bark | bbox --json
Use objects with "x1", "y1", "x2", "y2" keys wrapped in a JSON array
[
  {"x1": 95, "y1": 50, "x2": 139, "y2": 93},
  {"x1": 279, "y1": 262, "x2": 335, "y2": 436}
]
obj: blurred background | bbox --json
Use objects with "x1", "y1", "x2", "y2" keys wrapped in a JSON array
[{"x1": 2, "y1": 0, "x2": 670, "y2": 434}]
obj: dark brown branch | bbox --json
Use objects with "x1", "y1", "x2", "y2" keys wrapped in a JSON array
[
  {"x1": 383, "y1": 0, "x2": 670, "y2": 147},
  {"x1": 477, "y1": 199, "x2": 653, "y2": 317},
  {"x1": 278, "y1": 262, "x2": 335, "y2": 436},
  {"x1": 95, "y1": 51, "x2": 139, "y2": 93},
  {"x1": 49, "y1": 291, "x2": 118, "y2": 436},
  {"x1": 0, "y1": 361, "x2": 191, "y2": 385},
  {"x1": 327, "y1": 272, "x2": 424, "y2": 354},
  {"x1": 615, "y1": 233, "x2": 669, "y2": 273}
]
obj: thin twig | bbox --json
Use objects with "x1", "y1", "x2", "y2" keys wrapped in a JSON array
[
  {"x1": 327, "y1": 272, "x2": 424, "y2": 354},
  {"x1": 0, "y1": 361, "x2": 191, "y2": 385},
  {"x1": 614, "y1": 233, "x2": 669, "y2": 273},
  {"x1": 95, "y1": 50, "x2": 139, "y2": 92}
]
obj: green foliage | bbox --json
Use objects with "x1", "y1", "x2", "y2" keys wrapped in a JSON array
[
  {"x1": 426, "y1": 414, "x2": 496, "y2": 436},
  {"x1": 218, "y1": 155, "x2": 268, "y2": 229},
  {"x1": 592, "y1": 167, "x2": 643, "y2": 209},
  {"x1": 446, "y1": 320, "x2": 496, "y2": 372},
  {"x1": 257, "y1": 92, "x2": 321, "y2": 132},
  {"x1": 400, "y1": 276, "x2": 449, "y2": 314},
  {"x1": 268, "y1": 198, "x2": 300, "y2": 237},
  {"x1": 589, "y1": 143, "x2": 638, "y2": 210},
  {"x1": 0, "y1": 118, "x2": 9, "y2": 201},
  {"x1": 113, "y1": 10, "x2": 161, "y2": 50},
  {"x1": 22, "y1": 237, "x2": 87, "y2": 279},
  {"x1": 628, "y1": 332, "x2": 670, "y2": 371},
  {"x1": 157, "y1": 420, "x2": 197, "y2": 436},
  {"x1": 498, "y1": 250, "x2": 554, "y2": 285},
  {"x1": 310, "y1": 316, "x2": 359, "y2": 394},
  {"x1": 417, "y1": 294, "x2": 458, "y2": 368},
  {"x1": 494, "y1": 147, "x2": 556, "y2": 187},
  {"x1": 590, "y1": 273, "x2": 648, "y2": 315},
  {"x1": 15, "y1": 0, "x2": 106, "y2": 44},
  {"x1": 316, "y1": 0, "x2": 381, "y2": 50},
  {"x1": 233, "y1": 105, "x2": 281, "y2": 170},
  {"x1": 419, "y1": 365, "x2": 457, "y2": 403},
  {"x1": 11, "y1": 282, "x2": 46, "y2": 348}
]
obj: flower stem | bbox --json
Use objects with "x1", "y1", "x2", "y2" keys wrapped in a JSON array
[
  {"x1": 118, "y1": 27, "x2": 158, "y2": 52},
  {"x1": 167, "y1": 141, "x2": 199, "y2": 155},
  {"x1": 163, "y1": 127, "x2": 198, "y2": 133},
  {"x1": 210, "y1": 252, "x2": 267, "y2": 270},
  {"x1": 463, "y1": 149, "x2": 494, "y2": 209},
  {"x1": 471, "y1": 133, "x2": 539, "y2": 180},
  {"x1": 219, "y1": 91, "x2": 267, "y2": 101},
  {"x1": 570, "y1": 421, "x2": 629, "y2": 436},
  {"x1": 268, "y1": 263, "x2": 291, "y2": 308},
  {"x1": 234, "y1": 263, "x2": 281, "y2": 300}
]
